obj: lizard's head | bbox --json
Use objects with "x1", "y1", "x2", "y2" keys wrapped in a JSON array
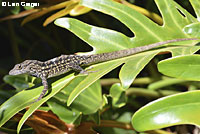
[{"x1": 9, "y1": 60, "x2": 39, "y2": 76}]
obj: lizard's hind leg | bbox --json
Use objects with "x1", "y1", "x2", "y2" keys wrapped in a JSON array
[
  {"x1": 80, "y1": 66, "x2": 97, "y2": 74},
  {"x1": 71, "y1": 65, "x2": 96, "y2": 75}
]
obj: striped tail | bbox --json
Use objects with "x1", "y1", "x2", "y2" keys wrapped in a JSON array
[{"x1": 85, "y1": 38, "x2": 198, "y2": 64}]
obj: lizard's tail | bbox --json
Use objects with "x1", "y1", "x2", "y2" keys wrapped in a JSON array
[{"x1": 86, "y1": 38, "x2": 198, "y2": 64}]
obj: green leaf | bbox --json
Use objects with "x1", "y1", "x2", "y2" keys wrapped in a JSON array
[
  {"x1": 16, "y1": 74, "x2": 75, "y2": 133},
  {"x1": 47, "y1": 98, "x2": 81, "y2": 124},
  {"x1": 171, "y1": 46, "x2": 200, "y2": 57},
  {"x1": 87, "y1": 111, "x2": 100, "y2": 124},
  {"x1": 10, "y1": 6, "x2": 20, "y2": 14},
  {"x1": 113, "y1": 112, "x2": 134, "y2": 134},
  {"x1": 3, "y1": 75, "x2": 41, "y2": 91},
  {"x1": 80, "y1": 0, "x2": 196, "y2": 39},
  {"x1": 0, "y1": 89, "x2": 36, "y2": 128},
  {"x1": 132, "y1": 90, "x2": 200, "y2": 131},
  {"x1": 23, "y1": 6, "x2": 33, "y2": 10},
  {"x1": 189, "y1": 0, "x2": 200, "y2": 20},
  {"x1": 54, "y1": 17, "x2": 132, "y2": 54},
  {"x1": 119, "y1": 53, "x2": 157, "y2": 89},
  {"x1": 0, "y1": 73, "x2": 75, "y2": 133},
  {"x1": 158, "y1": 55, "x2": 200, "y2": 81},
  {"x1": 69, "y1": 79, "x2": 103, "y2": 114},
  {"x1": 52, "y1": 77, "x2": 104, "y2": 114},
  {"x1": 66, "y1": 60, "x2": 123, "y2": 106},
  {"x1": 110, "y1": 83, "x2": 127, "y2": 108},
  {"x1": 183, "y1": 22, "x2": 200, "y2": 37}
]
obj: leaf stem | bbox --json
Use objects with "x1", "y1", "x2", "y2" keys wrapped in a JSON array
[
  {"x1": 126, "y1": 87, "x2": 180, "y2": 98},
  {"x1": 148, "y1": 78, "x2": 188, "y2": 91},
  {"x1": 85, "y1": 120, "x2": 134, "y2": 130}
]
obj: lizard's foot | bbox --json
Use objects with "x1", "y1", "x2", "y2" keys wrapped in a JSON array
[
  {"x1": 79, "y1": 67, "x2": 97, "y2": 75},
  {"x1": 79, "y1": 70, "x2": 89, "y2": 75}
]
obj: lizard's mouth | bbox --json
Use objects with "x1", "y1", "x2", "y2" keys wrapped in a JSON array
[{"x1": 9, "y1": 69, "x2": 23, "y2": 75}]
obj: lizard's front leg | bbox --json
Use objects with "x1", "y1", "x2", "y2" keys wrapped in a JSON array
[{"x1": 33, "y1": 77, "x2": 48, "y2": 102}]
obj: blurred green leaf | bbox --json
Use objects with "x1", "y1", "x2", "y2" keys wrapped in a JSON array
[
  {"x1": 148, "y1": 78, "x2": 187, "y2": 91},
  {"x1": 132, "y1": 91, "x2": 200, "y2": 131},
  {"x1": 87, "y1": 111, "x2": 100, "y2": 124},
  {"x1": 69, "y1": 5, "x2": 92, "y2": 16},
  {"x1": 3, "y1": 75, "x2": 41, "y2": 91},
  {"x1": 10, "y1": 6, "x2": 20, "y2": 14},
  {"x1": 158, "y1": 55, "x2": 200, "y2": 81},
  {"x1": 47, "y1": 98, "x2": 81, "y2": 124},
  {"x1": 43, "y1": 2, "x2": 77, "y2": 26},
  {"x1": 23, "y1": 6, "x2": 33, "y2": 10},
  {"x1": 110, "y1": 83, "x2": 127, "y2": 108},
  {"x1": 117, "y1": 112, "x2": 132, "y2": 122}
]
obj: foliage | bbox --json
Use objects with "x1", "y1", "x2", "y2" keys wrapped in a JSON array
[{"x1": 0, "y1": 0, "x2": 200, "y2": 134}]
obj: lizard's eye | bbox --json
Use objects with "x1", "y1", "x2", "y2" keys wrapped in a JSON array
[{"x1": 16, "y1": 64, "x2": 21, "y2": 69}]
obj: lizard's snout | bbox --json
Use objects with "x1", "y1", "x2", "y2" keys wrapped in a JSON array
[
  {"x1": 9, "y1": 64, "x2": 22, "y2": 75},
  {"x1": 9, "y1": 68, "x2": 17, "y2": 75}
]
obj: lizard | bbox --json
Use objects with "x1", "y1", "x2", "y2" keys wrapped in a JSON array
[{"x1": 9, "y1": 38, "x2": 199, "y2": 102}]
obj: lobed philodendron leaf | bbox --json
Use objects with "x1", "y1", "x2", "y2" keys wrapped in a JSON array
[
  {"x1": 55, "y1": 0, "x2": 199, "y2": 106},
  {"x1": 132, "y1": 90, "x2": 200, "y2": 131}
]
